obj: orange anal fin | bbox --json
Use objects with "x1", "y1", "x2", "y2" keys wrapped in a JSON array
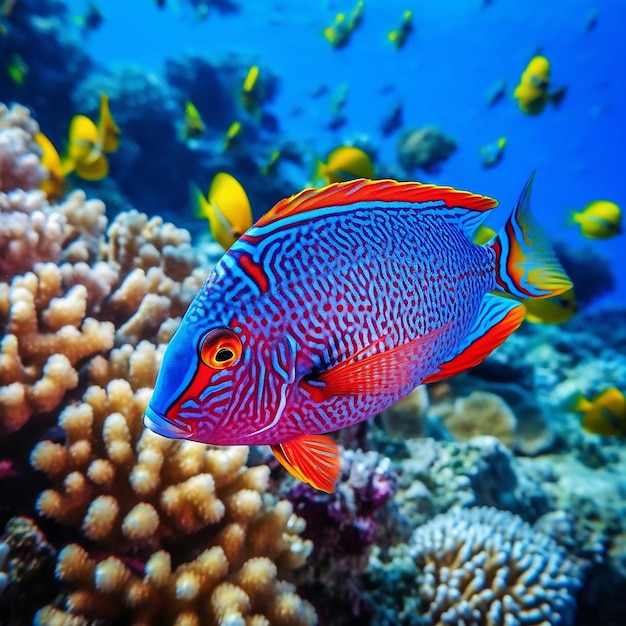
[
  {"x1": 271, "y1": 435, "x2": 341, "y2": 493},
  {"x1": 424, "y1": 295, "x2": 525, "y2": 384},
  {"x1": 301, "y1": 325, "x2": 449, "y2": 402}
]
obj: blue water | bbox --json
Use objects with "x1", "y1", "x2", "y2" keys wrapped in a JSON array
[{"x1": 66, "y1": 0, "x2": 626, "y2": 304}]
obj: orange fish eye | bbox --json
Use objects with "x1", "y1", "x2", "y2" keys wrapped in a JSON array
[{"x1": 199, "y1": 328, "x2": 242, "y2": 369}]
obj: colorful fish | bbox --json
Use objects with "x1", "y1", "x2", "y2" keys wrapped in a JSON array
[
  {"x1": 314, "y1": 146, "x2": 374, "y2": 185},
  {"x1": 192, "y1": 172, "x2": 252, "y2": 250},
  {"x1": 242, "y1": 65, "x2": 261, "y2": 114},
  {"x1": 388, "y1": 9, "x2": 413, "y2": 49},
  {"x1": 144, "y1": 175, "x2": 571, "y2": 493},
  {"x1": 97, "y1": 93, "x2": 120, "y2": 153},
  {"x1": 34, "y1": 132, "x2": 65, "y2": 200},
  {"x1": 63, "y1": 94, "x2": 119, "y2": 181},
  {"x1": 323, "y1": 1, "x2": 364, "y2": 48},
  {"x1": 182, "y1": 100, "x2": 206, "y2": 140},
  {"x1": 480, "y1": 137, "x2": 507, "y2": 168},
  {"x1": 514, "y1": 55, "x2": 567, "y2": 115},
  {"x1": 473, "y1": 225, "x2": 576, "y2": 324},
  {"x1": 572, "y1": 200, "x2": 622, "y2": 239},
  {"x1": 6, "y1": 52, "x2": 28, "y2": 86},
  {"x1": 223, "y1": 121, "x2": 242, "y2": 151},
  {"x1": 64, "y1": 114, "x2": 109, "y2": 180},
  {"x1": 573, "y1": 387, "x2": 626, "y2": 437}
]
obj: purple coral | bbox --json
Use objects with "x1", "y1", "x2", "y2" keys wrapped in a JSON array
[{"x1": 287, "y1": 449, "x2": 397, "y2": 562}]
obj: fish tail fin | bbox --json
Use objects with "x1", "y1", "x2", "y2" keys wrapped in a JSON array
[
  {"x1": 567, "y1": 209, "x2": 582, "y2": 227},
  {"x1": 569, "y1": 392, "x2": 592, "y2": 414},
  {"x1": 490, "y1": 172, "x2": 572, "y2": 299},
  {"x1": 313, "y1": 159, "x2": 327, "y2": 184},
  {"x1": 191, "y1": 183, "x2": 211, "y2": 220}
]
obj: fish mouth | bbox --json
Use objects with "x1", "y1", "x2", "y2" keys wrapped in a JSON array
[{"x1": 143, "y1": 405, "x2": 193, "y2": 439}]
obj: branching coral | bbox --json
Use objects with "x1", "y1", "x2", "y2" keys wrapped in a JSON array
[
  {"x1": 22, "y1": 295, "x2": 315, "y2": 622},
  {"x1": 0, "y1": 103, "x2": 46, "y2": 193},
  {"x1": 36, "y1": 531, "x2": 315, "y2": 626},
  {"x1": 30, "y1": 339, "x2": 314, "y2": 624},
  {"x1": 409, "y1": 506, "x2": 586, "y2": 626},
  {"x1": 0, "y1": 262, "x2": 115, "y2": 433},
  {"x1": 1, "y1": 101, "x2": 316, "y2": 623},
  {"x1": 0, "y1": 102, "x2": 206, "y2": 433}
]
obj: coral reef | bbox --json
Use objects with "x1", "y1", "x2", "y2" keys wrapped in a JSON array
[
  {"x1": 1, "y1": 103, "x2": 317, "y2": 624},
  {"x1": 0, "y1": 517, "x2": 56, "y2": 622},
  {"x1": 0, "y1": 102, "x2": 205, "y2": 432},
  {"x1": 397, "y1": 126, "x2": 457, "y2": 173},
  {"x1": 409, "y1": 506, "x2": 586, "y2": 626},
  {"x1": 286, "y1": 449, "x2": 397, "y2": 625},
  {"x1": 0, "y1": 103, "x2": 46, "y2": 193},
  {"x1": 36, "y1": 513, "x2": 315, "y2": 625},
  {"x1": 392, "y1": 437, "x2": 552, "y2": 536},
  {"x1": 432, "y1": 386, "x2": 555, "y2": 456},
  {"x1": 438, "y1": 390, "x2": 518, "y2": 448}
]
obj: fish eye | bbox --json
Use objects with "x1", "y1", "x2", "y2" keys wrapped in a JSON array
[{"x1": 199, "y1": 328, "x2": 242, "y2": 369}]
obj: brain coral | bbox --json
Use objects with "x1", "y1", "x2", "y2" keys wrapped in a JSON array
[{"x1": 409, "y1": 506, "x2": 586, "y2": 626}]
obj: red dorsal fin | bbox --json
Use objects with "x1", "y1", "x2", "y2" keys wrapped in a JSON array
[
  {"x1": 256, "y1": 179, "x2": 498, "y2": 227},
  {"x1": 271, "y1": 435, "x2": 341, "y2": 493},
  {"x1": 301, "y1": 325, "x2": 449, "y2": 402}
]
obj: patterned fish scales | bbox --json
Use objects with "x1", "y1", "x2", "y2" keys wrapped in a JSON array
[
  {"x1": 145, "y1": 177, "x2": 571, "y2": 493},
  {"x1": 188, "y1": 208, "x2": 490, "y2": 438}
]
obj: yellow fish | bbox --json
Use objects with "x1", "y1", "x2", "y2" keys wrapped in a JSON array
[
  {"x1": 573, "y1": 388, "x2": 626, "y2": 437},
  {"x1": 261, "y1": 148, "x2": 282, "y2": 176},
  {"x1": 242, "y1": 65, "x2": 260, "y2": 114},
  {"x1": 182, "y1": 100, "x2": 206, "y2": 140},
  {"x1": 6, "y1": 52, "x2": 28, "y2": 86},
  {"x1": 514, "y1": 55, "x2": 566, "y2": 115},
  {"x1": 223, "y1": 121, "x2": 242, "y2": 151},
  {"x1": 97, "y1": 93, "x2": 120, "y2": 152},
  {"x1": 64, "y1": 114, "x2": 109, "y2": 180},
  {"x1": 523, "y1": 287, "x2": 577, "y2": 324},
  {"x1": 323, "y1": 1, "x2": 363, "y2": 48},
  {"x1": 192, "y1": 172, "x2": 252, "y2": 250},
  {"x1": 388, "y1": 9, "x2": 413, "y2": 49},
  {"x1": 572, "y1": 200, "x2": 622, "y2": 239},
  {"x1": 314, "y1": 146, "x2": 374, "y2": 185},
  {"x1": 34, "y1": 132, "x2": 65, "y2": 200}
]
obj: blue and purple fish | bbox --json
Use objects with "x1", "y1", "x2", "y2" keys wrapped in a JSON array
[{"x1": 144, "y1": 176, "x2": 571, "y2": 492}]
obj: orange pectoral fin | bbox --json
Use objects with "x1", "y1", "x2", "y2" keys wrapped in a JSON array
[
  {"x1": 271, "y1": 435, "x2": 341, "y2": 493},
  {"x1": 301, "y1": 325, "x2": 448, "y2": 402}
]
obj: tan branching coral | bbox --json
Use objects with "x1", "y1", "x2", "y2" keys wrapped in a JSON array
[
  {"x1": 0, "y1": 103, "x2": 46, "y2": 193},
  {"x1": 36, "y1": 545, "x2": 316, "y2": 626},
  {"x1": 0, "y1": 262, "x2": 115, "y2": 433},
  {"x1": 3, "y1": 102, "x2": 316, "y2": 624},
  {"x1": 30, "y1": 340, "x2": 314, "y2": 623},
  {"x1": 0, "y1": 104, "x2": 205, "y2": 432}
]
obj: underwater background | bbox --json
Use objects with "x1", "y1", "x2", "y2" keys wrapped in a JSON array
[{"x1": 1, "y1": 0, "x2": 626, "y2": 625}]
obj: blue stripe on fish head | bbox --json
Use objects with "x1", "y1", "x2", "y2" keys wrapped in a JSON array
[{"x1": 144, "y1": 319, "x2": 202, "y2": 439}]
